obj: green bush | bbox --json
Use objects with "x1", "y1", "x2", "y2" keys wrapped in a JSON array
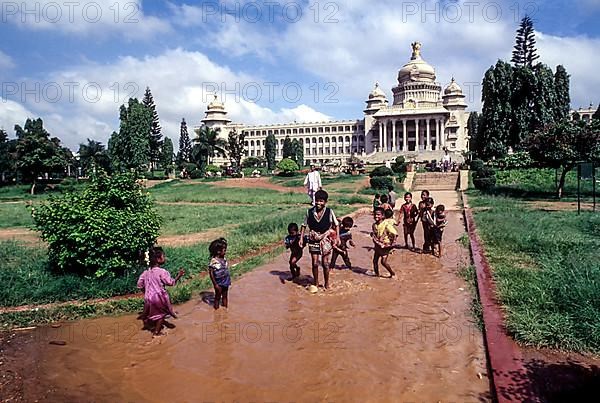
[
  {"x1": 369, "y1": 166, "x2": 394, "y2": 177},
  {"x1": 189, "y1": 169, "x2": 203, "y2": 179},
  {"x1": 276, "y1": 158, "x2": 299, "y2": 176},
  {"x1": 56, "y1": 178, "x2": 80, "y2": 193},
  {"x1": 31, "y1": 172, "x2": 161, "y2": 277},
  {"x1": 370, "y1": 176, "x2": 394, "y2": 190},
  {"x1": 493, "y1": 151, "x2": 534, "y2": 170},
  {"x1": 470, "y1": 159, "x2": 485, "y2": 171},
  {"x1": 391, "y1": 156, "x2": 408, "y2": 174},
  {"x1": 473, "y1": 176, "x2": 497, "y2": 191},
  {"x1": 205, "y1": 164, "x2": 221, "y2": 174},
  {"x1": 474, "y1": 167, "x2": 496, "y2": 179}
]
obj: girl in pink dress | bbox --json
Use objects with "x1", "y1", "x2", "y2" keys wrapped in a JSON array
[{"x1": 137, "y1": 247, "x2": 185, "y2": 335}]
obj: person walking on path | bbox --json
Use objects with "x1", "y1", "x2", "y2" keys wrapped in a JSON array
[
  {"x1": 387, "y1": 185, "x2": 398, "y2": 209},
  {"x1": 299, "y1": 189, "x2": 339, "y2": 289},
  {"x1": 304, "y1": 164, "x2": 322, "y2": 205}
]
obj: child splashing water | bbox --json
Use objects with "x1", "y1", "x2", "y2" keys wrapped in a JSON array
[
  {"x1": 371, "y1": 207, "x2": 397, "y2": 278},
  {"x1": 285, "y1": 223, "x2": 307, "y2": 280},
  {"x1": 137, "y1": 247, "x2": 185, "y2": 336},
  {"x1": 329, "y1": 216, "x2": 355, "y2": 270},
  {"x1": 401, "y1": 192, "x2": 419, "y2": 250},
  {"x1": 208, "y1": 238, "x2": 231, "y2": 310}
]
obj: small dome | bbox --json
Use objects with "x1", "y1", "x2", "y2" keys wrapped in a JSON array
[
  {"x1": 368, "y1": 82, "x2": 386, "y2": 100},
  {"x1": 397, "y1": 42, "x2": 436, "y2": 84},
  {"x1": 207, "y1": 93, "x2": 225, "y2": 110},
  {"x1": 444, "y1": 78, "x2": 463, "y2": 95}
]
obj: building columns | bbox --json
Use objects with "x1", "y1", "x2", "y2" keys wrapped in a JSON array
[
  {"x1": 392, "y1": 120, "x2": 396, "y2": 152},
  {"x1": 378, "y1": 122, "x2": 383, "y2": 152},
  {"x1": 402, "y1": 119, "x2": 408, "y2": 152},
  {"x1": 415, "y1": 119, "x2": 420, "y2": 151},
  {"x1": 425, "y1": 118, "x2": 431, "y2": 151}
]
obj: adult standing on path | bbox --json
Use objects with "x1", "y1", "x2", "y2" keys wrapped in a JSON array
[
  {"x1": 299, "y1": 189, "x2": 339, "y2": 289},
  {"x1": 304, "y1": 164, "x2": 322, "y2": 205}
]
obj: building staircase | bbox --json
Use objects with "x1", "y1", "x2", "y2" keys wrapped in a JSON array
[{"x1": 411, "y1": 172, "x2": 459, "y2": 191}]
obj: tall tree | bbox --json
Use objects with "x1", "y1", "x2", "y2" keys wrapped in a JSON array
[
  {"x1": 160, "y1": 137, "x2": 174, "y2": 174},
  {"x1": 108, "y1": 98, "x2": 152, "y2": 173},
  {"x1": 291, "y1": 139, "x2": 304, "y2": 166},
  {"x1": 509, "y1": 66, "x2": 536, "y2": 150},
  {"x1": 282, "y1": 135, "x2": 294, "y2": 159},
  {"x1": 177, "y1": 118, "x2": 192, "y2": 164},
  {"x1": 226, "y1": 129, "x2": 246, "y2": 170},
  {"x1": 592, "y1": 104, "x2": 600, "y2": 121},
  {"x1": 14, "y1": 118, "x2": 69, "y2": 194},
  {"x1": 511, "y1": 16, "x2": 539, "y2": 68},
  {"x1": 526, "y1": 119, "x2": 600, "y2": 198},
  {"x1": 78, "y1": 139, "x2": 110, "y2": 175},
  {"x1": 531, "y1": 63, "x2": 557, "y2": 129},
  {"x1": 142, "y1": 87, "x2": 163, "y2": 170},
  {"x1": 479, "y1": 61, "x2": 513, "y2": 158},
  {"x1": 192, "y1": 126, "x2": 227, "y2": 172},
  {"x1": 466, "y1": 112, "x2": 479, "y2": 155},
  {"x1": 554, "y1": 65, "x2": 571, "y2": 122},
  {"x1": 0, "y1": 129, "x2": 16, "y2": 182},
  {"x1": 265, "y1": 133, "x2": 277, "y2": 170}
]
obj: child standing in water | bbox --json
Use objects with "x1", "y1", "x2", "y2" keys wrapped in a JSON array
[
  {"x1": 137, "y1": 247, "x2": 185, "y2": 336},
  {"x1": 421, "y1": 197, "x2": 436, "y2": 254},
  {"x1": 371, "y1": 207, "x2": 397, "y2": 278},
  {"x1": 401, "y1": 192, "x2": 419, "y2": 250},
  {"x1": 432, "y1": 204, "x2": 448, "y2": 257},
  {"x1": 285, "y1": 222, "x2": 306, "y2": 280},
  {"x1": 329, "y1": 216, "x2": 355, "y2": 270},
  {"x1": 417, "y1": 190, "x2": 431, "y2": 252},
  {"x1": 208, "y1": 238, "x2": 231, "y2": 310}
]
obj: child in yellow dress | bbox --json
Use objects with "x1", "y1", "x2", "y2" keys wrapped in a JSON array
[{"x1": 371, "y1": 207, "x2": 397, "y2": 278}]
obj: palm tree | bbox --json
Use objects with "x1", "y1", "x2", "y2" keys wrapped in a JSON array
[
  {"x1": 78, "y1": 139, "x2": 109, "y2": 175},
  {"x1": 192, "y1": 126, "x2": 227, "y2": 169}
]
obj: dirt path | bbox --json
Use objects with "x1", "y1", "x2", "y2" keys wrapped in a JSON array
[
  {"x1": 211, "y1": 177, "x2": 305, "y2": 193},
  {"x1": 0, "y1": 192, "x2": 490, "y2": 402},
  {"x1": 0, "y1": 227, "x2": 42, "y2": 245}
]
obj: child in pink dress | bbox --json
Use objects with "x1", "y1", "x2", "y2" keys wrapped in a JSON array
[{"x1": 137, "y1": 247, "x2": 185, "y2": 335}]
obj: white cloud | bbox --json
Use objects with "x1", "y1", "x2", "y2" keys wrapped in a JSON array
[
  {"x1": 0, "y1": 98, "x2": 36, "y2": 133},
  {"x1": 0, "y1": 50, "x2": 15, "y2": 70},
  {"x1": 3, "y1": 0, "x2": 170, "y2": 39}
]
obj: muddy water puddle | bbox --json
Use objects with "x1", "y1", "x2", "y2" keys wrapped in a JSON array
[{"x1": 2, "y1": 209, "x2": 490, "y2": 402}]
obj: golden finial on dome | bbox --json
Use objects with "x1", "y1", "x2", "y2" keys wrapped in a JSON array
[{"x1": 411, "y1": 41, "x2": 422, "y2": 60}]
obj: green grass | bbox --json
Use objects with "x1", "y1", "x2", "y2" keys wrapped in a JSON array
[
  {"x1": 492, "y1": 168, "x2": 599, "y2": 200},
  {"x1": 470, "y1": 193, "x2": 600, "y2": 352},
  {"x1": 150, "y1": 181, "x2": 307, "y2": 204},
  {"x1": 0, "y1": 202, "x2": 34, "y2": 228},
  {"x1": 156, "y1": 204, "x2": 295, "y2": 235}
]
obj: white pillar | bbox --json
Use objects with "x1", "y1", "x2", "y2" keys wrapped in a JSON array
[
  {"x1": 436, "y1": 118, "x2": 441, "y2": 150},
  {"x1": 383, "y1": 121, "x2": 388, "y2": 152},
  {"x1": 402, "y1": 119, "x2": 408, "y2": 152},
  {"x1": 378, "y1": 122, "x2": 383, "y2": 152},
  {"x1": 426, "y1": 119, "x2": 431, "y2": 151},
  {"x1": 440, "y1": 119, "x2": 445, "y2": 148},
  {"x1": 415, "y1": 119, "x2": 420, "y2": 151},
  {"x1": 392, "y1": 119, "x2": 397, "y2": 152}
]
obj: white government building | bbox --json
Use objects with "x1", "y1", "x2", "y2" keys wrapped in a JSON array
[{"x1": 199, "y1": 42, "x2": 470, "y2": 165}]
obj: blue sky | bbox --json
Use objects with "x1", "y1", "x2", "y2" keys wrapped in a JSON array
[{"x1": 1, "y1": 0, "x2": 599, "y2": 150}]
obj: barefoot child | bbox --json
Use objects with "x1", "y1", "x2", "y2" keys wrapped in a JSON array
[
  {"x1": 379, "y1": 194, "x2": 393, "y2": 213},
  {"x1": 371, "y1": 207, "x2": 397, "y2": 278},
  {"x1": 372, "y1": 193, "x2": 381, "y2": 211},
  {"x1": 137, "y1": 247, "x2": 185, "y2": 335},
  {"x1": 421, "y1": 197, "x2": 436, "y2": 254},
  {"x1": 417, "y1": 190, "x2": 431, "y2": 253},
  {"x1": 329, "y1": 216, "x2": 355, "y2": 270},
  {"x1": 433, "y1": 204, "x2": 448, "y2": 257},
  {"x1": 401, "y1": 192, "x2": 419, "y2": 250},
  {"x1": 285, "y1": 222, "x2": 306, "y2": 280},
  {"x1": 208, "y1": 238, "x2": 231, "y2": 310},
  {"x1": 299, "y1": 189, "x2": 339, "y2": 289}
]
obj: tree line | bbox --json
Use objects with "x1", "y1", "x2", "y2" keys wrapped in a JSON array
[{"x1": 469, "y1": 16, "x2": 600, "y2": 197}]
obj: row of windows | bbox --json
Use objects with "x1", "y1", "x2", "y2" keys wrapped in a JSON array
[
  {"x1": 247, "y1": 146, "x2": 353, "y2": 157},
  {"x1": 242, "y1": 124, "x2": 362, "y2": 137},
  {"x1": 245, "y1": 135, "x2": 366, "y2": 147}
]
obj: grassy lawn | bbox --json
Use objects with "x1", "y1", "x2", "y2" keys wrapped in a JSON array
[
  {"x1": 492, "y1": 168, "x2": 599, "y2": 200},
  {"x1": 0, "y1": 178, "x2": 360, "y2": 311},
  {"x1": 469, "y1": 191, "x2": 600, "y2": 352}
]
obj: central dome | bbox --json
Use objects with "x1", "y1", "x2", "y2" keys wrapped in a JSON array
[{"x1": 397, "y1": 42, "x2": 436, "y2": 84}]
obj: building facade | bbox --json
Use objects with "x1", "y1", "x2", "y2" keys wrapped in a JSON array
[{"x1": 199, "y1": 42, "x2": 471, "y2": 165}]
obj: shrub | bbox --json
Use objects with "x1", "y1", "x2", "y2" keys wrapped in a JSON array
[
  {"x1": 276, "y1": 158, "x2": 299, "y2": 176},
  {"x1": 370, "y1": 176, "x2": 394, "y2": 190},
  {"x1": 242, "y1": 156, "x2": 266, "y2": 168},
  {"x1": 369, "y1": 166, "x2": 394, "y2": 177},
  {"x1": 494, "y1": 151, "x2": 534, "y2": 170},
  {"x1": 474, "y1": 167, "x2": 496, "y2": 179},
  {"x1": 56, "y1": 178, "x2": 79, "y2": 193},
  {"x1": 31, "y1": 172, "x2": 161, "y2": 277},
  {"x1": 473, "y1": 176, "x2": 497, "y2": 191},
  {"x1": 189, "y1": 169, "x2": 203, "y2": 179},
  {"x1": 391, "y1": 156, "x2": 408, "y2": 174},
  {"x1": 470, "y1": 159, "x2": 485, "y2": 171},
  {"x1": 206, "y1": 164, "x2": 221, "y2": 174}
]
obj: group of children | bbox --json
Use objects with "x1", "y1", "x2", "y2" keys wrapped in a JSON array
[
  {"x1": 373, "y1": 189, "x2": 447, "y2": 257},
  {"x1": 136, "y1": 188, "x2": 448, "y2": 336}
]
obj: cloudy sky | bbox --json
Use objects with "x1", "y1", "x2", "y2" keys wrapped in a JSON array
[{"x1": 1, "y1": 0, "x2": 599, "y2": 150}]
